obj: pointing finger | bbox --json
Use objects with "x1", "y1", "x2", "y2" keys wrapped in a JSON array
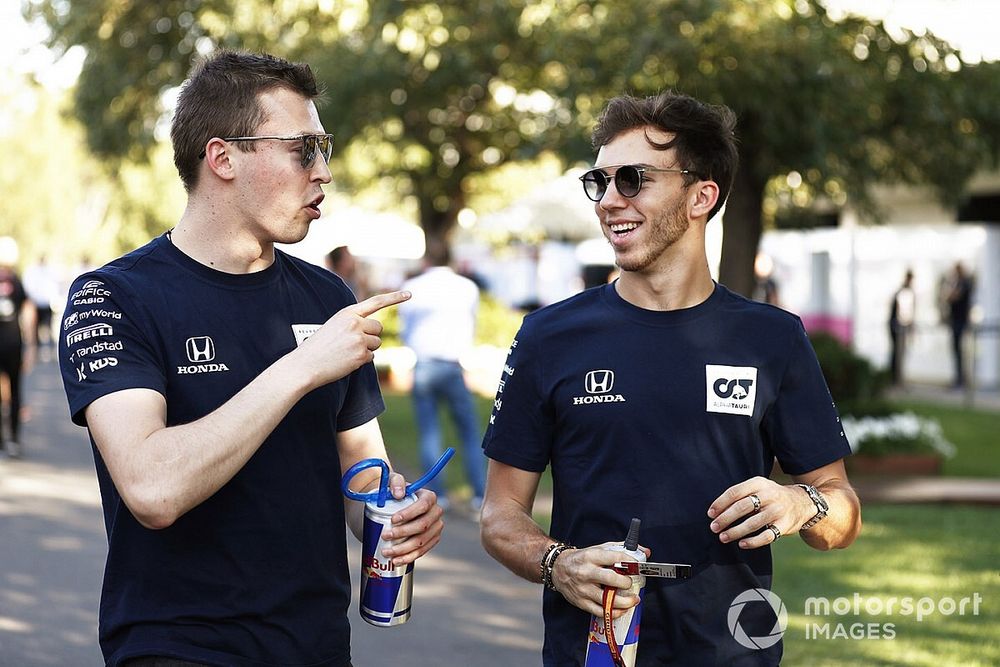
[{"x1": 351, "y1": 290, "x2": 411, "y2": 318}]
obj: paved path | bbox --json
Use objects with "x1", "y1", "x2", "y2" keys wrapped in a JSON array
[{"x1": 2, "y1": 361, "x2": 998, "y2": 665}]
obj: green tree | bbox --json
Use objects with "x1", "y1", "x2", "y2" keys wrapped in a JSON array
[
  {"x1": 531, "y1": 0, "x2": 1000, "y2": 294},
  {"x1": 0, "y1": 73, "x2": 115, "y2": 267},
  {"x1": 30, "y1": 0, "x2": 1000, "y2": 294}
]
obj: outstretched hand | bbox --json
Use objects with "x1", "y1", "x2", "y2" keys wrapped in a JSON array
[{"x1": 294, "y1": 290, "x2": 410, "y2": 387}]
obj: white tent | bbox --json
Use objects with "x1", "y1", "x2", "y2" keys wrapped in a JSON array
[
  {"x1": 474, "y1": 169, "x2": 603, "y2": 242},
  {"x1": 278, "y1": 199, "x2": 425, "y2": 266}
]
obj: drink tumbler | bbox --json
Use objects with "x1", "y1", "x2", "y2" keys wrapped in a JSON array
[
  {"x1": 584, "y1": 518, "x2": 646, "y2": 667},
  {"x1": 342, "y1": 448, "x2": 454, "y2": 627}
]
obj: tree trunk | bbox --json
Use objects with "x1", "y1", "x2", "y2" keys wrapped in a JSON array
[
  {"x1": 718, "y1": 163, "x2": 766, "y2": 298},
  {"x1": 415, "y1": 177, "x2": 465, "y2": 255}
]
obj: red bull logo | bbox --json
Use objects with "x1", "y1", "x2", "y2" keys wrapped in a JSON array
[{"x1": 364, "y1": 554, "x2": 396, "y2": 573}]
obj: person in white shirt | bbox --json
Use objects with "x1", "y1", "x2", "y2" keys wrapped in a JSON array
[
  {"x1": 400, "y1": 239, "x2": 486, "y2": 512},
  {"x1": 889, "y1": 269, "x2": 916, "y2": 386}
]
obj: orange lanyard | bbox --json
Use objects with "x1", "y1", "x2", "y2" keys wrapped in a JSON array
[{"x1": 601, "y1": 586, "x2": 627, "y2": 667}]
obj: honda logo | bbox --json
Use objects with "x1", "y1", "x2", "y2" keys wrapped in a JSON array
[
  {"x1": 585, "y1": 370, "x2": 615, "y2": 394},
  {"x1": 185, "y1": 336, "x2": 216, "y2": 363}
]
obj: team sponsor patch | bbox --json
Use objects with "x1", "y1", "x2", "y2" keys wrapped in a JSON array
[
  {"x1": 291, "y1": 324, "x2": 321, "y2": 346},
  {"x1": 705, "y1": 364, "x2": 758, "y2": 416}
]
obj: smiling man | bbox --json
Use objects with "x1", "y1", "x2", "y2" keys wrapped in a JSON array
[
  {"x1": 480, "y1": 91, "x2": 862, "y2": 666},
  {"x1": 59, "y1": 51, "x2": 443, "y2": 667}
]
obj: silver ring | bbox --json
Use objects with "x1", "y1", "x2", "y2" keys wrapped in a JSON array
[
  {"x1": 767, "y1": 524, "x2": 781, "y2": 541},
  {"x1": 748, "y1": 494, "x2": 761, "y2": 514}
]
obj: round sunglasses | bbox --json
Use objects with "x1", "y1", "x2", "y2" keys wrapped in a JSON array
[{"x1": 579, "y1": 164, "x2": 701, "y2": 202}]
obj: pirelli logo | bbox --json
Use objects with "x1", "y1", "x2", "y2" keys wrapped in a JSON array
[{"x1": 66, "y1": 324, "x2": 114, "y2": 347}]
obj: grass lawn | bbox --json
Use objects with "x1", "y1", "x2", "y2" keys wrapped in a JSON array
[
  {"x1": 890, "y1": 400, "x2": 1000, "y2": 477},
  {"x1": 379, "y1": 389, "x2": 557, "y2": 497},
  {"x1": 378, "y1": 390, "x2": 496, "y2": 497},
  {"x1": 775, "y1": 504, "x2": 1000, "y2": 666}
]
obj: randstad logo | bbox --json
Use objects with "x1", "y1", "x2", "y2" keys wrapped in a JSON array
[
  {"x1": 573, "y1": 369, "x2": 626, "y2": 405},
  {"x1": 178, "y1": 336, "x2": 230, "y2": 375},
  {"x1": 706, "y1": 364, "x2": 758, "y2": 416},
  {"x1": 728, "y1": 588, "x2": 788, "y2": 650}
]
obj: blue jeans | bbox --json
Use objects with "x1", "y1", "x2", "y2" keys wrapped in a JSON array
[{"x1": 411, "y1": 359, "x2": 486, "y2": 501}]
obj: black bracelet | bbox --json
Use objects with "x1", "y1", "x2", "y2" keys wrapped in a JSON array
[
  {"x1": 539, "y1": 542, "x2": 562, "y2": 587},
  {"x1": 544, "y1": 543, "x2": 575, "y2": 592}
]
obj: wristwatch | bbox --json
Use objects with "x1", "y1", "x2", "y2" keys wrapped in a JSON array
[{"x1": 796, "y1": 484, "x2": 829, "y2": 530}]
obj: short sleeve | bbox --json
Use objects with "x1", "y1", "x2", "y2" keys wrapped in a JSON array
[
  {"x1": 481, "y1": 320, "x2": 554, "y2": 473},
  {"x1": 763, "y1": 321, "x2": 852, "y2": 474},
  {"x1": 60, "y1": 273, "x2": 166, "y2": 426},
  {"x1": 334, "y1": 361, "x2": 385, "y2": 432}
]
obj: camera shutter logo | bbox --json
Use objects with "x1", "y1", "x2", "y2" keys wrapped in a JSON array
[
  {"x1": 728, "y1": 588, "x2": 787, "y2": 650},
  {"x1": 585, "y1": 370, "x2": 615, "y2": 394},
  {"x1": 186, "y1": 336, "x2": 216, "y2": 363}
]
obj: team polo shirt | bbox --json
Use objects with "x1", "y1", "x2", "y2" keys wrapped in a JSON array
[
  {"x1": 60, "y1": 233, "x2": 384, "y2": 667},
  {"x1": 483, "y1": 282, "x2": 851, "y2": 666}
]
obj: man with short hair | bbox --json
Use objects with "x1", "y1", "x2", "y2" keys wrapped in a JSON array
[
  {"x1": 60, "y1": 50, "x2": 443, "y2": 667},
  {"x1": 399, "y1": 238, "x2": 486, "y2": 513},
  {"x1": 480, "y1": 91, "x2": 862, "y2": 666}
]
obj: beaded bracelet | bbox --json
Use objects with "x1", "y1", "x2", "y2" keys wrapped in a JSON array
[
  {"x1": 543, "y1": 543, "x2": 576, "y2": 591},
  {"x1": 539, "y1": 542, "x2": 562, "y2": 587}
]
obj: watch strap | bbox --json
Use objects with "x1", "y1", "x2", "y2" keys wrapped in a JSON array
[{"x1": 796, "y1": 483, "x2": 828, "y2": 531}]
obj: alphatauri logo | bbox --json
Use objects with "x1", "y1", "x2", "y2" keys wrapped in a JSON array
[
  {"x1": 573, "y1": 369, "x2": 626, "y2": 405},
  {"x1": 178, "y1": 336, "x2": 229, "y2": 375},
  {"x1": 706, "y1": 365, "x2": 757, "y2": 416}
]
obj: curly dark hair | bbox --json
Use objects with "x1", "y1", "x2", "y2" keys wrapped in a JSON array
[{"x1": 592, "y1": 91, "x2": 739, "y2": 221}]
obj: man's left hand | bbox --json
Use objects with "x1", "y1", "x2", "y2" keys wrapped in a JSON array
[
  {"x1": 378, "y1": 485, "x2": 444, "y2": 565},
  {"x1": 707, "y1": 477, "x2": 814, "y2": 549}
]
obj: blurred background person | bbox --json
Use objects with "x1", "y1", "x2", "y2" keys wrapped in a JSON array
[
  {"x1": 399, "y1": 238, "x2": 486, "y2": 514},
  {"x1": 945, "y1": 262, "x2": 974, "y2": 389},
  {"x1": 752, "y1": 252, "x2": 781, "y2": 306},
  {"x1": 325, "y1": 245, "x2": 366, "y2": 298},
  {"x1": 0, "y1": 237, "x2": 36, "y2": 458},
  {"x1": 23, "y1": 253, "x2": 61, "y2": 363},
  {"x1": 888, "y1": 268, "x2": 915, "y2": 387}
]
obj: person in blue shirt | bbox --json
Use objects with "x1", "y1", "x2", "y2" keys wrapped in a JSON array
[
  {"x1": 479, "y1": 91, "x2": 863, "y2": 666},
  {"x1": 59, "y1": 50, "x2": 443, "y2": 667}
]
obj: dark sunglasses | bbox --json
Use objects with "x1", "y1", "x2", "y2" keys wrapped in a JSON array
[
  {"x1": 199, "y1": 133, "x2": 335, "y2": 168},
  {"x1": 579, "y1": 164, "x2": 700, "y2": 202}
]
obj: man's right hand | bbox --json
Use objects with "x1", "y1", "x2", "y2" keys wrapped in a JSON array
[
  {"x1": 295, "y1": 290, "x2": 410, "y2": 387},
  {"x1": 550, "y1": 541, "x2": 648, "y2": 618}
]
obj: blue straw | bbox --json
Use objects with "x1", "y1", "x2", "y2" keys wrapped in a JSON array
[{"x1": 342, "y1": 448, "x2": 455, "y2": 507}]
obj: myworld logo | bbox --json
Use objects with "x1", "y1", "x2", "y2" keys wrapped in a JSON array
[{"x1": 728, "y1": 588, "x2": 788, "y2": 650}]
